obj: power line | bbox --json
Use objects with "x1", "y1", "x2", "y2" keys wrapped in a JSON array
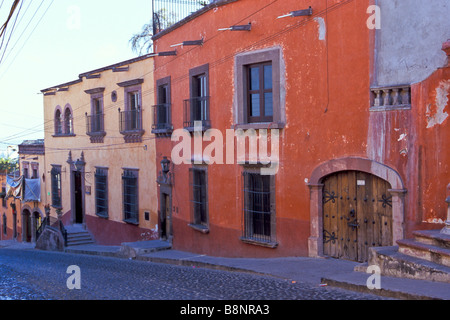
[
  {"x1": 0, "y1": 0, "x2": 53, "y2": 80},
  {"x1": 0, "y1": 0, "x2": 42, "y2": 68},
  {"x1": 0, "y1": 0, "x2": 23, "y2": 65},
  {"x1": 0, "y1": 0, "x2": 355, "y2": 149}
]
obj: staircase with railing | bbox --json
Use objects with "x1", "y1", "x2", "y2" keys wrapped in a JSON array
[{"x1": 36, "y1": 216, "x2": 68, "y2": 247}]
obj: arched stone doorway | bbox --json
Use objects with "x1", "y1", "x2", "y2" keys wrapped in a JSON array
[
  {"x1": 308, "y1": 157, "x2": 407, "y2": 261},
  {"x1": 21, "y1": 206, "x2": 43, "y2": 243}
]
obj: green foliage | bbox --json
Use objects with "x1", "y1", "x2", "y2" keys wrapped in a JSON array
[
  {"x1": 0, "y1": 157, "x2": 18, "y2": 174},
  {"x1": 129, "y1": 9, "x2": 178, "y2": 56}
]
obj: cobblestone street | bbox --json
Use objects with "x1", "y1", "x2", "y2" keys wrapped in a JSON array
[{"x1": 0, "y1": 248, "x2": 386, "y2": 303}]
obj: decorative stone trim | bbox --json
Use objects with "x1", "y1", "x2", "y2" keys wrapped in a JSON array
[
  {"x1": 188, "y1": 223, "x2": 209, "y2": 234},
  {"x1": 87, "y1": 131, "x2": 106, "y2": 143},
  {"x1": 370, "y1": 85, "x2": 411, "y2": 111},
  {"x1": 117, "y1": 78, "x2": 144, "y2": 87},
  {"x1": 240, "y1": 237, "x2": 278, "y2": 248},
  {"x1": 121, "y1": 130, "x2": 145, "y2": 143}
]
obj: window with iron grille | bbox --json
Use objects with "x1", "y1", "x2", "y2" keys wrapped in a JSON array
[
  {"x1": 51, "y1": 165, "x2": 62, "y2": 208},
  {"x1": 122, "y1": 169, "x2": 138, "y2": 224},
  {"x1": 189, "y1": 168, "x2": 208, "y2": 230},
  {"x1": 95, "y1": 167, "x2": 108, "y2": 218},
  {"x1": 242, "y1": 172, "x2": 276, "y2": 245}
]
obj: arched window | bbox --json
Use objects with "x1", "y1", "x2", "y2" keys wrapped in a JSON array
[
  {"x1": 54, "y1": 108, "x2": 62, "y2": 135},
  {"x1": 64, "y1": 107, "x2": 73, "y2": 134}
]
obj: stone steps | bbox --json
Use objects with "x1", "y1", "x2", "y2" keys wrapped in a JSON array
[
  {"x1": 368, "y1": 246, "x2": 450, "y2": 283},
  {"x1": 397, "y1": 230, "x2": 450, "y2": 267},
  {"x1": 366, "y1": 229, "x2": 450, "y2": 283},
  {"x1": 65, "y1": 225, "x2": 95, "y2": 247}
]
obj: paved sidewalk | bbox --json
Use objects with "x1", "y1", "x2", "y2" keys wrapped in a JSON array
[{"x1": 1, "y1": 239, "x2": 449, "y2": 300}]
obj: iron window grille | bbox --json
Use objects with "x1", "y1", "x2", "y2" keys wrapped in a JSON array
[
  {"x1": 242, "y1": 172, "x2": 276, "y2": 244},
  {"x1": 189, "y1": 168, "x2": 208, "y2": 229},
  {"x1": 51, "y1": 166, "x2": 62, "y2": 208},
  {"x1": 122, "y1": 169, "x2": 139, "y2": 224},
  {"x1": 95, "y1": 168, "x2": 108, "y2": 218}
]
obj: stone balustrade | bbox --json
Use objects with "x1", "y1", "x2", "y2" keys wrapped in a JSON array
[{"x1": 370, "y1": 85, "x2": 411, "y2": 111}]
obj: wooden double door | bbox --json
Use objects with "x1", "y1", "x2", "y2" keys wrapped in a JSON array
[{"x1": 322, "y1": 171, "x2": 393, "y2": 262}]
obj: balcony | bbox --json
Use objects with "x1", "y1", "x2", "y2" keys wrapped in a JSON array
[
  {"x1": 152, "y1": 0, "x2": 208, "y2": 35},
  {"x1": 119, "y1": 108, "x2": 145, "y2": 143},
  {"x1": 152, "y1": 103, "x2": 173, "y2": 135},
  {"x1": 85, "y1": 113, "x2": 106, "y2": 143},
  {"x1": 183, "y1": 96, "x2": 210, "y2": 131}
]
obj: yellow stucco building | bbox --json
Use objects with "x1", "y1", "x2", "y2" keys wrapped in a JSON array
[{"x1": 40, "y1": 55, "x2": 158, "y2": 245}]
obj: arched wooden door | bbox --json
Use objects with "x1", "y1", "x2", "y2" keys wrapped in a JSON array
[{"x1": 322, "y1": 171, "x2": 393, "y2": 262}]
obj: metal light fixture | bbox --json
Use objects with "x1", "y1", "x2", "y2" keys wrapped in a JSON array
[
  {"x1": 161, "y1": 156, "x2": 170, "y2": 174},
  {"x1": 75, "y1": 159, "x2": 84, "y2": 172}
]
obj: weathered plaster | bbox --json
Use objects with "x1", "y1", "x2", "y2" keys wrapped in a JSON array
[
  {"x1": 314, "y1": 17, "x2": 326, "y2": 41},
  {"x1": 426, "y1": 80, "x2": 450, "y2": 128},
  {"x1": 375, "y1": 0, "x2": 450, "y2": 86}
]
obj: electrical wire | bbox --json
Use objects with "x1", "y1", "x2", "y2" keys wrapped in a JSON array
[
  {"x1": 0, "y1": 0, "x2": 43, "y2": 68},
  {"x1": 0, "y1": 0, "x2": 355, "y2": 151},
  {"x1": 0, "y1": 0, "x2": 53, "y2": 80}
]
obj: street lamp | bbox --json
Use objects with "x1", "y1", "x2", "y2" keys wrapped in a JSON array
[
  {"x1": 75, "y1": 158, "x2": 85, "y2": 172},
  {"x1": 161, "y1": 156, "x2": 170, "y2": 175}
]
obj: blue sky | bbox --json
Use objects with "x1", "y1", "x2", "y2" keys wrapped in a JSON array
[{"x1": 0, "y1": 0, "x2": 152, "y2": 154}]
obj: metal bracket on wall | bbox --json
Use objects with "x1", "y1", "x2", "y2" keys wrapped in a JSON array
[
  {"x1": 277, "y1": 6, "x2": 313, "y2": 19},
  {"x1": 218, "y1": 23, "x2": 252, "y2": 31}
]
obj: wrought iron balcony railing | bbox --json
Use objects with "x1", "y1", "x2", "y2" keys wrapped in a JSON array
[
  {"x1": 85, "y1": 113, "x2": 105, "y2": 134},
  {"x1": 152, "y1": 0, "x2": 209, "y2": 35},
  {"x1": 119, "y1": 109, "x2": 143, "y2": 133},
  {"x1": 152, "y1": 103, "x2": 173, "y2": 132},
  {"x1": 183, "y1": 96, "x2": 210, "y2": 130}
]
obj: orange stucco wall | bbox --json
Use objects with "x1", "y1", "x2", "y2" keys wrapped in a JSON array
[{"x1": 153, "y1": 0, "x2": 449, "y2": 258}]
